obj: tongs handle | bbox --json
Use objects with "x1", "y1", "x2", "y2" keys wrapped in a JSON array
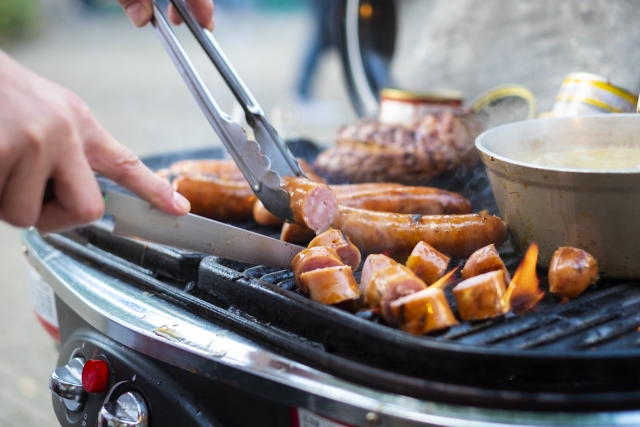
[
  {"x1": 166, "y1": 0, "x2": 305, "y2": 180},
  {"x1": 169, "y1": 0, "x2": 263, "y2": 120},
  {"x1": 151, "y1": 3, "x2": 298, "y2": 222}
]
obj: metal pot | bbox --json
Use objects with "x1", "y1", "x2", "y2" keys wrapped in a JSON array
[{"x1": 475, "y1": 114, "x2": 640, "y2": 277}]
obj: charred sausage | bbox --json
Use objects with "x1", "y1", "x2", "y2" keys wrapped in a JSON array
[
  {"x1": 360, "y1": 254, "x2": 397, "y2": 304},
  {"x1": 461, "y1": 244, "x2": 511, "y2": 282},
  {"x1": 374, "y1": 265, "x2": 427, "y2": 322},
  {"x1": 548, "y1": 247, "x2": 598, "y2": 298},
  {"x1": 332, "y1": 206, "x2": 508, "y2": 259},
  {"x1": 253, "y1": 184, "x2": 472, "y2": 227},
  {"x1": 452, "y1": 270, "x2": 509, "y2": 321},
  {"x1": 337, "y1": 186, "x2": 472, "y2": 215},
  {"x1": 405, "y1": 241, "x2": 450, "y2": 285},
  {"x1": 299, "y1": 266, "x2": 361, "y2": 305},
  {"x1": 388, "y1": 287, "x2": 458, "y2": 334},
  {"x1": 308, "y1": 229, "x2": 361, "y2": 270},
  {"x1": 172, "y1": 173, "x2": 256, "y2": 221},
  {"x1": 280, "y1": 177, "x2": 338, "y2": 234},
  {"x1": 291, "y1": 246, "x2": 344, "y2": 291}
]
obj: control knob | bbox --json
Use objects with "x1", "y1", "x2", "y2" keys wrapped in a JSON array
[
  {"x1": 50, "y1": 357, "x2": 86, "y2": 411},
  {"x1": 98, "y1": 391, "x2": 149, "y2": 427}
]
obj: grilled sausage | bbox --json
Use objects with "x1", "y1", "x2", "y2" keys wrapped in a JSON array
[
  {"x1": 462, "y1": 244, "x2": 511, "y2": 282},
  {"x1": 299, "y1": 266, "x2": 361, "y2": 305},
  {"x1": 172, "y1": 173, "x2": 256, "y2": 221},
  {"x1": 548, "y1": 247, "x2": 598, "y2": 298},
  {"x1": 389, "y1": 287, "x2": 458, "y2": 334},
  {"x1": 375, "y1": 265, "x2": 427, "y2": 323},
  {"x1": 253, "y1": 184, "x2": 471, "y2": 227},
  {"x1": 280, "y1": 222, "x2": 317, "y2": 244},
  {"x1": 291, "y1": 246, "x2": 344, "y2": 291},
  {"x1": 405, "y1": 241, "x2": 450, "y2": 285},
  {"x1": 453, "y1": 270, "x2": 509, "y2": 321},
  {"x1": 308, "y1": 229, "x2": 361, "y2": 270},
  {"x1": 280, "y1": 177, "x2": 338, "y2": 234},
  {"x1": 165, "y1": 158, "x2": 325, "y2": 183},
  {"x1": 337, "y1": 186, "x2": 472, "y2": 215},
  {"x1": 332, "y1": 206, "x2": 508, "y2": 259},
  {"x1": 360, "y1": 254, "x2": 397, "y2": 304}
]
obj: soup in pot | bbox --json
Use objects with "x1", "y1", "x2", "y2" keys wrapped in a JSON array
[{"x1": 513, "y1": 146, "x2": 640, "y2": 170}]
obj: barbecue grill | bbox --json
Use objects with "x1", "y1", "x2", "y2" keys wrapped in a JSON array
[{"x1": 26, "y1": 1, "x2": 640, "y2": 426}]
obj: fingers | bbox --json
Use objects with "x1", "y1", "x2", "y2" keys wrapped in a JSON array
[
  {"x1": 0, "y1": 155, "x2": 48, "y2": 228},
  {"x1": 36, "y1": 152, "x2": 104, "y2": 232},
  {"x1": 83, "y1": 122, "x2": 190, "y2": 216},
  {"x1": 168, "y1": 0, "x2": 215, "y2": 31},
  {"x1": 116, "y1": 0, "x2": 153, "y2": 27},
  {"x1": 117, "y1": 0, "x2": 214, "y2": 30}
]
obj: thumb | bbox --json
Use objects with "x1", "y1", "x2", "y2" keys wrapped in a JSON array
[{"x1": 116, "y1": 0, "x2": 153, "y2": 27}]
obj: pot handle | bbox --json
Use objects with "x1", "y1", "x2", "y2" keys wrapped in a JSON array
[{"x1": 471, "y1": 84, "x2": 537, "y2": 120}]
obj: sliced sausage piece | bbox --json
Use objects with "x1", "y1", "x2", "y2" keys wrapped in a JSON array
[
  {"x1": 452, "y1": 270, "x2": 509, "y2": 321},
  {"x1": 280, "y1": 222, "x2": 317, "y2": 244},
  {"x1": 338, "y1": 187, "x2": 472, "y2": 215},
  {"x1": 360, "y1": 254, "x2": 398, "y2": 301},
  {"x1": 172, "y1": 173, "x2": 256, "y2": 221},
  {"x1": 389, "y1": 287, "x2": 458, "y2": 334},
  {"x1": 333, "y1": 206, "x2": 508, "y2": 259},
  {"x1": 405, "y1": 241, "x2": 450, "y2": 285},
  {"x1": 461, "y1": 244, "x2": 511, "y2": 282},
  {"x1": 281, "y1": 177, "x2": 338, "y2": 234},
  {"x1": 300, "y1": 266, "x2": 361, "y2": 305},
  {"x1": 375, "y1": 265, "x2": 427, "y2": 322},
  {"x1": 291, "y1": 246, "x2": 344, "y2": 292},
  {"x1": 308, "y1": 229, "x2": 361, "y2": 270},
  {"x1": 548, "y1": 247, "x2": 598, "y2": 298}
]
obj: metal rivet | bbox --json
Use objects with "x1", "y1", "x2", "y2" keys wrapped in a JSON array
[{"x1": 366, "y1": 412, "x2": 380, "y2": 426}]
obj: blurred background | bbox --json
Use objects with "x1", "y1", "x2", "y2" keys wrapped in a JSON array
[{"x1": 0, "y1": 0, "x2": 355, "y2": 425}]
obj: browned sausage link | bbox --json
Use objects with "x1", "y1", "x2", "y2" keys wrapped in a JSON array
[
  {"x1": 172, "y1": 173, "x2": 256, "y2": 221},
  {"x1": 548, "y1": 247, "x2": 598, "y2": 298},
  {"x1": 280, "y1": 222, "x2": 317, "y2": 244},
  {"x1": 330, "y1": 183, "x2": 403, "y2": 195},
  {"x1": 280, "y1": 177, "x2": 338, "y2": 234},
  {"x1": 332, "y1": 206, "x2": 508, "y2": 259},
  {"x1": 254, "y1": 184, "x2": 471, "y2": 227},
  {"x1": 166, "y1": 159, "x2": 325, "y2": 183},
  {"x1": 338, "y1": 187, "x2": 472, "y2": 215},
  {"x1": 308, "y1": 229, "x2": 361, "y2": 270}
]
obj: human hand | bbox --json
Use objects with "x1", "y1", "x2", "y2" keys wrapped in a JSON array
[
  {"x1": 0, "y1": 51, "x2": 191, "y2": 232},
  {"x1": 117, "y1": 0, "x2": 215, "y2": 31}
]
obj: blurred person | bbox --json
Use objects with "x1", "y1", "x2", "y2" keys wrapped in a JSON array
[
  {"x1": 296, "y1": 0, "x2": 340, "y2": 101},
  {"x1": 0, "y1": 0, "x2": 213, "y2": 232}
]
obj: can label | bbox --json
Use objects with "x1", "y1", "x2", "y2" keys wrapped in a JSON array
[
  {"x1": 291, "y1": 408, "x2": 358, "y2": 427},
  {"x1": 552, "y1": 73, "x2": 638, "y2": 117},
  {"x1": 379, "y1": 88, "x2": 463, "y2": 126},
  {"x1": 25, "y1": 261, "x2": 60, "y2": 342}
]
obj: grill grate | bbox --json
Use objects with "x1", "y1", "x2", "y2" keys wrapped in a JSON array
[{"x1": 44, "y1": 147, "x2": 640, "y2": 410}]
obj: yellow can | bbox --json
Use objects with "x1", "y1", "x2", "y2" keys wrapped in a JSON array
[{"x1": 552, "y1": 72, "x2": 638, "y2": 116}]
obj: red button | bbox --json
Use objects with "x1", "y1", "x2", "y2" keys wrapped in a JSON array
[{"x1": 82, "y1": 359, "x2": 109, "y2": 393}]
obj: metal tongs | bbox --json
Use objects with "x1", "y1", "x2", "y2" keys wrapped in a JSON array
[{"x1": 151, "y1": 0, "x2": 305, "y2": 222}]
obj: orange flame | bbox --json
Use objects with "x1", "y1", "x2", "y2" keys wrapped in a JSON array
[
  {"x1": 502, "y1": 242, "x2": 544, "y2": 314},
  {"x1": 429, "y1": 266, "x2": 459, "y2": 289}
]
